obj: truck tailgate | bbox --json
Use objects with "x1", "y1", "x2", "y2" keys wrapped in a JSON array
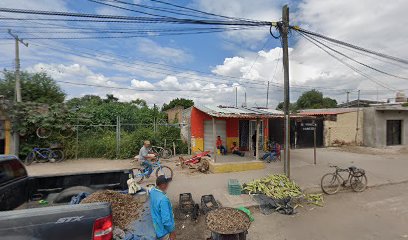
[{"x1": 0, "y1": 202, "x2": 111, "y2": 240}]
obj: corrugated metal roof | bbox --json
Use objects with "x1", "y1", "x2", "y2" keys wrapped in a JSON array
[
  {"x1": 194, "y1": 105, "x2": 284, "y2": 118},
  {"x1": 298, "y1": 108, "x2": 358, "y2": 116}
]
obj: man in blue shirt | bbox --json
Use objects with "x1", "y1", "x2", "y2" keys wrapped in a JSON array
[{"x1": 149, "y1": 175, "x2": 176, "y2": 240}]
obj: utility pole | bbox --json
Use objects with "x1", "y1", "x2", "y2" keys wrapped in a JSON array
[
  {"x1": 279, "y1": 5, "x2": 290, "y2": 178},
  {"x1": 8, "y1": 29, "x2": 28, "y2": 156},
  {"x1": 346, "y1": 91, "x2": 350, "y2": 107},
  {"x1": 355, "y1": 90, "x2": 361, "y2": 144},
  {"x1": 235, "y1": 87, "x2": 238, "y2": 107},
  {"x1": 243, "y1": 92, "x2": 247, "y2": 107},
  {"x1": 266, "y1": 81, "x2": 270, "y2": 108}
]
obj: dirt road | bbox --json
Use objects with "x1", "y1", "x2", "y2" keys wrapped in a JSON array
[{"x1": 249, "y1": 182, "x2": 408, "y2": 240}]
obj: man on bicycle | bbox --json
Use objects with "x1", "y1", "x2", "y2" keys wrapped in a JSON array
[{"x1": 139, "y1": 140, "x2": 156, "y2": 177}]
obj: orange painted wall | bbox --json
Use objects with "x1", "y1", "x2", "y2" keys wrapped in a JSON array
[{"x1": 190, "y1": 107, "x2": 211, "y2": 138}]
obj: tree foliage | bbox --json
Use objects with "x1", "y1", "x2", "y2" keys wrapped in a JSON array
[
  {"x1": 276, "y1": 90, "x2": 337, "y2": 111},
  {"x1": 0, "y1": 70, "x2": 65, "y2": 104},
  {"x1": 296, "y1": 90, "x2": 337, "y2": 109},
  {"x1": 162, "y1": 98, "x2": 194, "y2": 111}
]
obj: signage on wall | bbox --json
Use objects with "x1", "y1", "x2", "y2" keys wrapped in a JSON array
[{"x1": 300, "y1": 122, "x2": 316, "y2": 131}]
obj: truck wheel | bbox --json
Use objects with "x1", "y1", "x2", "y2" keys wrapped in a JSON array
[{"x1": 53, "y1": 186, "x2": 95, "y2": 204}]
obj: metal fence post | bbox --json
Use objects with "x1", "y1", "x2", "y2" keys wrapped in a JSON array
[
  {"x1": 75, "y1": 125, "x2": 79, "y2": 160},
  {"x1": 116, "y1": 116, "x2": 121, "y2": 158}
]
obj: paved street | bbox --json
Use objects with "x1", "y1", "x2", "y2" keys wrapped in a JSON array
[{"x1": 249, "y1": 182, "x2": 408, "y2": 240}]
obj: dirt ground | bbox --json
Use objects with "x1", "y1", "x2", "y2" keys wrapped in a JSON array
[{"x1": 329, "y1": 145, "x2": 408, "y2": 155}]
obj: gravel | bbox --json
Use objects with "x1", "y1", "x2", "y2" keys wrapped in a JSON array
[
  {"x1": 81, "y1": 190, "x2": 140, "y2": 229},
  {"x1": 206, "y1": 207, "x2": 251, "y2": 234}
]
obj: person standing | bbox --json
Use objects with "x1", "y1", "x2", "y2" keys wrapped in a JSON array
[
  {"x1": 252, "y1": 131, "x2": 257, "y2": 156},
  {"x1": 138, "y1": 140, "x2": 156, "y2": 177},
  {"x1": 150, "y1": 176, "x2": 176, "y2": 240}
]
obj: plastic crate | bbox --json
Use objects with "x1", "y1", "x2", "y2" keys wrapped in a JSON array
[
  {"x1": 201, "y1": 194, "x2": 219, "y2": 214},
  {"x1": 178, "y1": 193, "x2": 195, "y2": 213},
  {"x1": 228, "y1": 179, "x2": 242, "y2": 195}
]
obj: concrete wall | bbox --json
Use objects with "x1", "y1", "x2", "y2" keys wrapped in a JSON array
[
  {"x1": 363, "y1": 108, "x2": 408, "y2": 147},
  {"x1": 324, "y1": 111, "x2": 363, "y2": 146},
  {"x1": 165, "y1": 106, "x2": 184, "y2": 123}
]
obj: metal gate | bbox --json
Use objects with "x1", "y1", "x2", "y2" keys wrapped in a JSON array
[
  {"x1": 386, "y1": 120, "x2": 402, "y2": 145},
  {"x1": 204, "y1": 120, "x2": 226, "y2": 151}
]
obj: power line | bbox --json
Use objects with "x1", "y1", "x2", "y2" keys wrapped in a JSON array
[
  {"x1": 303, "y1": 33, "x2": 408, "y2": 81},
  {"x1": 292, "y1": 26, "x2": 408, "y2": 65},
  {"x1": 298, "y1": 31, "x2": 395, "y2": 91}
]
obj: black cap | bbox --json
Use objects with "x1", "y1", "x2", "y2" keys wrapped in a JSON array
[{"x1": 156, "y1": 175, "x2": 172, "y2": 186}]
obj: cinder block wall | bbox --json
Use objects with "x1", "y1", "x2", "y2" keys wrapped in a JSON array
[{"x1": 324, "y1": 111, "x2": 363, "y2": 146}]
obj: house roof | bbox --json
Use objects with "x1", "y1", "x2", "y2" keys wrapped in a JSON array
[
  {"x1": 194, "y1": 105, "x2": 284, "y2": 119},
  {"x1": 298, "y1": 108, "x2": 358, "y2": 116},
  {"x1": 374, "y1": 105, "x2": 408, "y2": 111}
]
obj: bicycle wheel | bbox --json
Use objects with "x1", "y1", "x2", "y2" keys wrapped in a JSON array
[
  {"x1": 160, "y1": 148, "x2": 172, "y2": 159},
  {"x1": 37, "y1": 149, "x2": 51, "y2": 163},
  {"x1": 25, "y1": 152, "x2": 36, "y2": 165},
  {"x1": 132, "y1": 168, "x2": 145, "y2": 183},
  {"x1": 155, "y1": 165, "x2": 173, "y2": 179},
  {"x1": 36, "y1": 127, "x2": 52, "y2": 139},
  {"x1": 50, "y1": 150, "x2": 65, "y2": 163},
  {"x1": 321, "y1": 173, "x2": 341, "y2": 195},
  {"x1": 350, "y1": 174, "x2": 367, "y2": 192}
]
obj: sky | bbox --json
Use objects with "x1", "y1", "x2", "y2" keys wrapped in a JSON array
[{"x1": 0, "y1": 0, "x2": 408, "y2": 108}]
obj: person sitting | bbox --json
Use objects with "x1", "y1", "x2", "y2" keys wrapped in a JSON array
[
  {"x1": 230, "y1": 142, "x2": 244, "y2": 157},
  {"x1": 216, "y1": 136, "x2": 227, "y2": 155},
  {"x1": 138, "y1": 140, "x2": 156, "y2": 177},
  {"x1": 261, "y1": 141, "x2": 280, "y2": 162}
]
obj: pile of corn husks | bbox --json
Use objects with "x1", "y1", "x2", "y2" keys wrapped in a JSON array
[
  {"x1": 243, "y1": 174, "x2": 323, "y2": 206},
  {"x1": 81, "y1": 190, "x2": 140, "y2": 229}
]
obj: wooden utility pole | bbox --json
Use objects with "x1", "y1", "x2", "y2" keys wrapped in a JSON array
[
  {"x1": 346, "y1": 91, "x2": 350, "y2": 107},
  {"x1": 266, "y1": 81, "x2": 270, "y2": 108},
  {"x1": 8, "y1": 29, "x2": 28, "y2": 156},
  {"x1": 355, "y1": 90, "x2": 361, "y2": 144},
  {"x1": 280, "y1": 5, "x2": 291, "y2": 178},
  {"x1": 235, "y1": 87, "x2": 238, "y2": 107}
]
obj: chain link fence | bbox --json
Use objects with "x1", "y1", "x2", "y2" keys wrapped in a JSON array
[{"x1": 70, "y1": 116, "x2": 189, "y2": 159}]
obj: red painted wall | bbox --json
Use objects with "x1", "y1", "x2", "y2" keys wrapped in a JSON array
[
  {"x1": 191, "y1": 107, "x2": 211, "y2": 138},
  {"x1": 226, "y1": 118, "x2": 239, "y2": 137}
]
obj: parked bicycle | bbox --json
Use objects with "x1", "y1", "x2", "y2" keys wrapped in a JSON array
[
  {"x1": 321, "y1": 165, "x2": 367, "y2": 194},
  {"x1": 132, "y1": 157, "x2": 173, "y2": 183},
  {"x1": 151, "y1": 145, "x2": 173, "y2": 159},
  {"x1": 25, "y1": 147, "x2": 65, "y2": 165}
]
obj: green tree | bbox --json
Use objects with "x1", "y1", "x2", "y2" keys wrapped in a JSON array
[
  {"x1": 0, "y1": 70, "x2": 65, "y2": 104},
  {"x1": 162, "y1": 98, "x2": 194, "y2": 111},
  {"x1": 276, "y1": 102, "x2": 297, "y2": 112},
  {"x1": 296, "y1": 89, "x2": 337, "y2": 110}
]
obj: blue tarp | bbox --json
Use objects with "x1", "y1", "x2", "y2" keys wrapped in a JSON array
[{"x1": 124, "y1": 201, "x2": 156, "y2": 240}]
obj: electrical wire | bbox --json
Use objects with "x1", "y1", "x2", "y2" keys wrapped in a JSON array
[
  {"x1": 303, "y1": 33, "x2": 408, "y2": 81},
  {"x1": 298, "y1": 31, "x2": 396, "y2": 91},
  {"x1": 292, "y1": 26, "x2": 408, "y2": 65}
]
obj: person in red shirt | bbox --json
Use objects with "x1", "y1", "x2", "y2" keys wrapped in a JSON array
[
  {"x1": 216, "y1": 136, "x2": 226, "y2": 155},
  {"x1": 230, "y1": 142, "x2": 244, "y2": 157}
]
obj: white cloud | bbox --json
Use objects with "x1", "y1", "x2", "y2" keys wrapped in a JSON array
[
  {"x1": 137, "y1": 38, "x2": 192, "y2": 64},
  {"x1": 131, "y1": 79, "x2": 155, "y2": 89}
]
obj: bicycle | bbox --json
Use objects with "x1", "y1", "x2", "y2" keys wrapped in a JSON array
[
  {"x1": 132, "y1": 157, "x2": 173, "y2": 183},
  {"x1": 25, "y1": 147, "x2": 65, "y2": 165},
  {"x1": 321, "y1": 165, "x2": 367, "y2": 194},
  {"x1": 151, "y1": 145, "x2": 173, "y2": 159}
]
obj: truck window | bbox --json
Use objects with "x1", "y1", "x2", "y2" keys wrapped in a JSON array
[{"x1": 0, "y1": 159, "x2": 27, "y2": 186}]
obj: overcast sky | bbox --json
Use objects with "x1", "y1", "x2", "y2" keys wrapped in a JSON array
[{"x1": 0, "y1": 0, "x2": 407, "y2": 108}]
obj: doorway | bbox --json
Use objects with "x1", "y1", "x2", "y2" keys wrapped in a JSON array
[
  {"x1": 239, "y1": 120, "x2": 249, "y2": 151},
  {"x1": 249, "y1": 120, "x2": 263, "y2": 151},
  {"x1": 386, "y1": 120, "x2": 402, "y2": 145}
]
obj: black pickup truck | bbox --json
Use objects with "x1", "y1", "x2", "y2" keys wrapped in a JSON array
[{"x1": 0, "y1": 155, "x2": 130, "y2": 240}]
